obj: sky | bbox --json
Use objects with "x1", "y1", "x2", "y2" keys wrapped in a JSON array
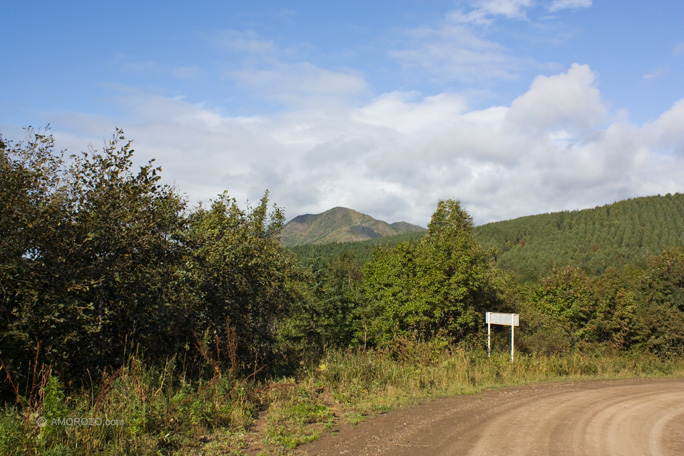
[{"x1": 2, "y1": 0, "x2": 683, "y2": 226}]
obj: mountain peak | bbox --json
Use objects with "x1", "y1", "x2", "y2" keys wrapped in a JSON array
[{"x1": 280, "y1": 207, "x2": 425, "y2": 246}]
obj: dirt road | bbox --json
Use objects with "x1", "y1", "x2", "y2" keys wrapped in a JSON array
[{"x1": 300, "y1": 378, "x2": 684, "y2": 455}]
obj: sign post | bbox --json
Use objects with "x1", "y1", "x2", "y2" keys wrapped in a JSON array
[{"x1": 485, "y1": 312, "x2": 519, "y2": 361}]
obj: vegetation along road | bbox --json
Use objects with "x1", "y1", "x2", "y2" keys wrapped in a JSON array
[{"x1": 300, "y1": 378, "x2": 684, "y2": 456}]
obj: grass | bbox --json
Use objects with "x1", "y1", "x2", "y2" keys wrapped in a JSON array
[
  {"x1": 0, "y1": 353, "x2": 256, "y2": 455},
  {"x1": 251, "y1": 341, "x2": 684, "y2": 455},
  {"x1": 1, "y1": 342, "x2": 683, "y2": 455}
]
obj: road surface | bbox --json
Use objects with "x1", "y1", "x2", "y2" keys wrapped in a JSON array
[{"x1": 300, "y1": 378, "x2": 684, "y2": 455}]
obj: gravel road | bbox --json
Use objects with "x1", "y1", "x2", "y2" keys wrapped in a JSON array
[{"x1": 299, "y1": 378, "x2": 684, "y2": 455}]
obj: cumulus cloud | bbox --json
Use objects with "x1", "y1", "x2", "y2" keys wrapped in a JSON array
[
  {"x1": 506, "y1": 63, "x2": 607, "y2": 134},
  {"x1": 352, "y1": 91, "x2": 468, "y2": 134},
  {"x1": 46, "y1": 64, "x2": 684, "y2": 227}
]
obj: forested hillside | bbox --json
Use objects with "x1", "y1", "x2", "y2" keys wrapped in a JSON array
[
  {"x1": 290, "y1": 195, "x2": 684, "y2": 282},
  {"x1": 475, "y1": 194, "x2": 684, "y2": 281},
  {"x1": 288, "y1": 231, "x2": 425, "y2": 267}
]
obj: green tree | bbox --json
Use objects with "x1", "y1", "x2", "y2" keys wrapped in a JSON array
[
  {"x1": 0, "y1": 128, "x2": 72, "y2": 388},
  {"x1": 1, "y1": 130, "x2": 184, "y2": 379},
  {"x1": 363, "y1": 239, "x2": 420, "y2": 343},
  {"x1": 1, "y1": 128, "x2": 188, "y2": 388},
  {"x1": 634, "y1": 248, "x2": 684, "y2": 356},
  {"x1": 363, "y1": 200, "x2": 500, "y2": 344},
  {"x1": 522, "y1": 266, "x2": 598, "y2": 353},
  {"x1": 184, "y1": 191, "x2": 296, "y2": 373},
  {"x1": 281, "y1": 250, "x2": 363, "y2": 356}
]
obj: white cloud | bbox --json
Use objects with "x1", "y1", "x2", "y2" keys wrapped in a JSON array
[
  {"x1": 548, "y1": 0, "x2": 592, "y2": 12},
  {"x1": 451, "y1": 0, "x2": 533, "y2": 25},
  {"x1": 474, "y1": 0, "x2": 533, "y2": 19},
  {"x1": 230, "y1": 61, "x2": 368, "y2": 108},
  {"x1": 506, "y1": 63, "x2": 607, "y2": 134},
  {"x1": 642, "y1": 68, "x2": 667, "y2": 80},
  {"x1": 42, "y1": 65, "x2": 684, "y2": 227},
  {"x1": 643, "y1": 98, "x2": 684, "y2": 153},
  {"x1": 390, "y1": 19, "x2": 524, "y2": 82},
  {"x1": 210, "y1": 28, "x2": 369, "y2": 109},
  {"x1": 352, "y1": 91, "x2": 468, "y2": 134}
]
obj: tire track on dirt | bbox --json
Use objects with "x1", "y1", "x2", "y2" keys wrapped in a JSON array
[{"x1": 299, "y1": 378, "x2": 684, "y2": 456}]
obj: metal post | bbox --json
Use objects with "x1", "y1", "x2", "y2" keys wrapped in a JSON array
[
  {"x1": 488, "y1": 320, "x2": 491, "y2": 357},
  {"x1": 511, "y1": 323, "x2": 515, "y2": 362}
]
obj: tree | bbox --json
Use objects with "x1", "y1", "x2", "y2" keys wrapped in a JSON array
[
  {"x1": 523, "y1": 266, "x2": 597, "y2": 353},
  {"x1": 281, "y1": 250, "x2": 364, "y2": 356},
  {"x1": 1, "y1": 127, "x2": 188, "y2": 388},
  {"x1": 634, "y1": 248, "x2": 684, "y2": 356},
  {"x1": 363, "y1": 239, "x2": 420, "y2": 343},
  {"x1": 363, "y1": 199, "x2": 500, "y2": 344},
  {"x1": 184, "y1": 191, "x2": 297, "y2": 373}
]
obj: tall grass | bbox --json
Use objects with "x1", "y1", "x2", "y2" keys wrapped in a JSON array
[
  {"x1": 0, "y1": 353, "x2": 255, "y2": 455},
  {"x1": 2, "y1": 341, "x2": 683, "y2": 455},
  {"x1": 315, "y1": 342, "x2": 684, "y2": 418}
]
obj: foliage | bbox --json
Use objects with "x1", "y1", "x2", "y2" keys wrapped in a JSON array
[
  {"x1": 0, "y1": 127, "x2": 297, "y2": 399},
  {"x1": 281, "y1": 251, "x2": 364, "y2": 358},
  {"x1": 475, "y1": 193, "x2": 684, "y2": 281},
  {"x1": 519, "y1": 248, "x2": 684, "y2": 356},
  {"x1": 184, "y1": 191, "x2": 297, "y2": 373},
  {"x1": 1, "y1": 127, "x2": 187, "y2": 388},
  {"x1": 287, "y1": 230, "x2": 425, "y2": 269},
  {"x1": 363, "y1": 200, "x2": 503, "y2": 344}
]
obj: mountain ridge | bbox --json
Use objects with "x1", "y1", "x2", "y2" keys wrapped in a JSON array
[
  {"x1": 280, "y1": 206, "x2": 426, "y2": 246},
  {"x1": 286, "y1": 194, "x2": 684, "y2": 281}
]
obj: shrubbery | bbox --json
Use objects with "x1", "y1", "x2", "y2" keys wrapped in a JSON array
[{"x1": 2, "y1": 127, "x2": 684, "y2": 454}]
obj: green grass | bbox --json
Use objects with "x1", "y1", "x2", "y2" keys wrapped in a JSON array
[
  {"x1": 262, "y1": 380, "x2": 334, "y2": 450},
  {"x1": 2, "y1": 344, "x2": 683, "y2": 455},
  {"x1": 0, "y1": 354, "x2": 256, "y2": 455},
  {"x1": 253, "y1": 342, "x2": 684, "y2": 454}
]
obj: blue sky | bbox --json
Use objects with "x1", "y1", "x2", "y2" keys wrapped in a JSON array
[{"x1": 2, "y1": 0, "x2": 683, "y2": 225}]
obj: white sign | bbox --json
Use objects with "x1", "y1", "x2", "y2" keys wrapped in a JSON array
[
  {"x1": 485, "y1": 312, "x2": 519, "y2": 361},
  {"x1": 486, "y1": 312, "x2": 519, "y2": 327}
]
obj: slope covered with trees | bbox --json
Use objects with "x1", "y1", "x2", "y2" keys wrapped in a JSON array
[
  {"x1": 289, "y1": 195, "x2": 684, "y2": 283},
  {"x1": 475, "y1": 194, "x2": 684, "y2": 281}
]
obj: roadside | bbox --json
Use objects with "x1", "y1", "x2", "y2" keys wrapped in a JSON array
[
  {"x1": 238, "y1": 347, "x2": 684, "y2": 455},
  {"x1": 298, "y1": 378, "x2": 684, "y2": 456}
]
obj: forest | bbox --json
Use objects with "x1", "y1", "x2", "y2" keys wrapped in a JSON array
[
  {"x1": 290, "y1": 192, "x2": 684, "y2": 282},
  {"x1": 2, "y1": 128, "x2": 684, "y2": 454}
]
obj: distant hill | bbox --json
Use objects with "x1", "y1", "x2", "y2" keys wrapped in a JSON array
[
  {"x1": 474, "y1": 193, "x2": 684, "y2": 281},
  {"x1": 287, "y1": 194, "x2": 684, "y2": 282},
  {"x1": 280, "y1": 207, "x2": 426, "y2": 246}
]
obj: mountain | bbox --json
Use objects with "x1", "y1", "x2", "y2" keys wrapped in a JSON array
[
  {"x1": 280, "y1": 207, "x2": 426, "y2": 246},
  {"x1": 286, "y1": 194, "x2": 684, "y2": 282}
]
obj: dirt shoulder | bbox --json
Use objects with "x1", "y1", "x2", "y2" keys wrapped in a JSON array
[{"x1": 298, "y1": 377, "x2": 684, "y2": 456}]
